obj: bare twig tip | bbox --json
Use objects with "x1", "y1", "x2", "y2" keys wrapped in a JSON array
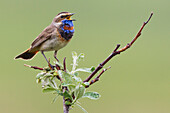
[
  {"x1": 107, "y1": 66, "x2": 111, "y2": 69},
  {"x1": 24, "y1": 64, "x2": 31, "y2": 68},
  {"x1": 63, "y1": 57, "x2": 66, "y2": 72},
  {"x1": 145, "y1": 12, "x2": 153, "y2": 24},
  {"x1": 114, "y1": 44, "x2": 121, "y2": 52}
]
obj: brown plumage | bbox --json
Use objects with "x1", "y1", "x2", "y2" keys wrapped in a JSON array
[{"x1": 15, "y1": 12, "x2": 75, "y2": 67}]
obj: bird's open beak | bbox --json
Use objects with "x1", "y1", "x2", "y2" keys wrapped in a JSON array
[
  {"x1": 69, "y1": 13, "x2": 75, "y2": 16},
  {"x1": 66, "y1": 13, "x2": 75, "y2": 21}
]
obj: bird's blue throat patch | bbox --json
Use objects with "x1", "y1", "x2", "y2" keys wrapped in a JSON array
[
  {"x1": 61, "y1": 19, "x2": 74, "y2": 32},
  {"x1": 60, "y1": 19, "x2": 74, "y2": 40}
]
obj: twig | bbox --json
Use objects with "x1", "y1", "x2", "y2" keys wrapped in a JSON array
[
  {"x1": 119, "y1": 12, "x2": 153, "y2": 52},
  {"x1": 85, "y1": 67, "x2": 111, "y2": 88},
  {"x1": 83, "y1": 12, "x2": 153, "y2": 83},
  {"x1": 63, "y1": 57, "x2": 66, "y2": 72},
  {"x1": 63, "y1": 88, "x2": 70, "y2": 113},
  {"x1": 24, "y1": 64, "x2": 44, "y2": 70},
  {"x1": 62, "y1": 57, "x2": 69, "y2": 113}
]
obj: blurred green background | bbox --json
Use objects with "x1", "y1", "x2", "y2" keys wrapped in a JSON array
[{"x1": 0, "y1": 0, "x2": 170, "y2": 113}]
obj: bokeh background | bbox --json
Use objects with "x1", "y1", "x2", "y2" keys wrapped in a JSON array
[{"x1": 0, "y1": 0, "x2": 170, "y2": 113}]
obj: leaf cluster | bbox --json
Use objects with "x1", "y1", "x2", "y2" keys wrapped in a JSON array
[{"x1": 36, "y1": 52, "x2": 100, "y2": 112}]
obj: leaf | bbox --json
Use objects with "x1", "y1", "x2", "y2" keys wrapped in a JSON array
[
  {"x1": 75, "y1": 68, "x2": 93, "y2": 73},
  {"x1": 53, "y1": 71, "x2": 58, "y2": 76},
  {"x1": 71, "y1": 52, "x2": 84, "y2": 70},
  {"x1": 74, "y1": 85, "x2": 85, "y2": 101},
  {"x1": 74, "y1": 72, "x2": 79, "y2": 76},
  {"x1": 61, "y1": 83, "x2": 76, "y2": 88},
  {"x1": 77, "y1": 86, "x2": 85, "y2": 99},
  {"x1": 77, "y1": 53, "x2": 84, "y2": 62},
  {"x1": 82, "y1": 92, "x2": 101, "y2": 100},
  {"x1": 76, "y1": 103, "x2": 88, "y2": 113},
  {"x1": 63, "y1": 90, "x2": 73, "y2": 101},
  {"x1": 65, "y1": 101, "x2": 72, "y2": 105},
  {"x1": 72, "y1": 51, "x2": 78, "y2": 59},
  {"x1": 36, "y1": 79, "x2": 41, "y2": 83},
  {"x1": 72, "y1": 76, "x2": 82, "y2": 83},
  {"x1": 90, "y1": 66, "x2": 95, "y2": 72},
  {"x1": 42, "y1": 87, "x2": 57, "y2": 93},
  {"x1": 58, "y1": 70, "x2": 77, "y2": 92},
  {"x1": 51, "y1": 95, "x2": 59, "y2": 104},
  {"x1": 82, "y1": 82, "x2": 89, "y2": 87},
  {"x1": 36, "y1": 72, "x2": 45, "y2": 79},
  {"x1": 58, "y1": 70, "x2": 74, "y2": 84},
  {"x1": 53, "y1": 89, "x2": 63, "y2": 96},
  {"x1": 43, "y1": 73, "x2": 53, "y2": 78}
]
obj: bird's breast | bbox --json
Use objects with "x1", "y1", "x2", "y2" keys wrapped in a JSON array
[{"x1": 39, "y1": 34, "x2": 69, "y2": 51}]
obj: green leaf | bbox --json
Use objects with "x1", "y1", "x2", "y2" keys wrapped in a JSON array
[
  {"x1": 90, "y1": 66, "x2": 95, "y2": 72},
  {"x1": 36, "y1": 72, "x2": 45, "y2": 79},
  {"x1": 83, "y1": 92, "x2": 101, "y2": 100},
  {"x1": 61, "y1": 83, "x2": 76, "y2": 88},
  {"x1": 43, "y1": 73, "x2": 53, "y2": 78},
  {"x1": 76, "y1": 103, "x2": 88, "y2": 113},
  {"x1": 53, "y1": 71, "x2": 58, "y2": 76},
  {"x1": 63, "y1": 90, "x2": 73, "y2": 101},
  {"x1": 53, "y1": 89, "x2": 63, "y2": 96},
  {"x1": 36, "y1": 79, "x2": 41, "y2": 83},
  {"x1": 58, "y1": 70, "x2": 74, "y2": 84},
  {"x1": 51, "y1": 95, "x2": 59, "y2": 104},
  {"x1": 77, "y1": 53, "x2": 84, "y2": 62},
  {"x1": 72, "y1": 76, "x2": 82, "y2": 83},
  {"x1": 73, "y1": 72, "x2": 79, "y2": 76},
  {"x1": 74, "y1": 85, "x2": 85, "y2": 101},
  {"x1": 42, "y1": 87, "x2": 57, "y2": 93},
  {"x1": 72, "y1": 51, "x2": 78, "y2": 59},
  {"x1": 65, "y1": 101, "x2": 72, "y2": 105},
  {"x1": 82, "y1": 82, "x2": 89, "y2": 87},
  {"x1": 75, "y1": 68, "x2": 93, "y2": 73}
]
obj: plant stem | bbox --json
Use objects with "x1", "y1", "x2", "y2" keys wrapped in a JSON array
[
  {"x1": 63, "y1": 88, "x2": 70, "y2": 113},
  {"x1": 63, "y1": 97, "x2": 69, "y2": 113}
]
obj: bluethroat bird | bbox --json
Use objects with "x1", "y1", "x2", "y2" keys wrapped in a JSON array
[{"x1": 15, "y1": 12, "x2": 75, "y2": 68}]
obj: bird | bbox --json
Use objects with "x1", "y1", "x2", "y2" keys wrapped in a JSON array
[{"x1": 15, "y1": 12, "x2": 75, "y2": 68}]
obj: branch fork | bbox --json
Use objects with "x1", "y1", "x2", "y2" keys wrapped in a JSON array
[{"x1": 24, "y1": 12, "x2": 153, "y2": 113}]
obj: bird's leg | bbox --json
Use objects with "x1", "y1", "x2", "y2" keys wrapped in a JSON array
[
  {"x1": 41, "y1": 51, "x2": 55, "y2": 70},
  {"x1": 54, "y1": 51, "x2": 59, "y2": 62},
  {"x1": 54, "y1": 51, "x2": 60, "y2": 70}
]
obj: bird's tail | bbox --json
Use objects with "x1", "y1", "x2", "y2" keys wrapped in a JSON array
[{"x1": 15, "y1": 48, "x2": 38, "y2": 60}]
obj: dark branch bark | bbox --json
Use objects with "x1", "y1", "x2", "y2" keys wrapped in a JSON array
[
  {"x1": 85, "y1": 67, "x2": 111, "y2": 88},
  {"x1": 83, "y1": 12, "x2": 153, "y2": 83},
  {"x1": 24, "y1": 64, "x2": 44, "y2": 70},
  {"x1": 63, "y1": 57, "x2": 66, "y2": 72}
]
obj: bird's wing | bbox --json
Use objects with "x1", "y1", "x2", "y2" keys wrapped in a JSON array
[{"x1": 31, "y1": 24, "x2": 56, "y2": 49}]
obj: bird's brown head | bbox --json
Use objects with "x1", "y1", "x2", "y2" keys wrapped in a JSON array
[{"x1": 53, "y1": 12, "x2": 75, "y2": 23}]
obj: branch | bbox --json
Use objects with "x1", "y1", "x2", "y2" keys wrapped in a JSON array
[
  {"x1": 63, "y1": 57, "x2": 66, "y2": 72},
  {"x1": 62, "y1": 57, "x2": 70, "y2": 113},
  {"x1": 24, "y1": 64, "x2": 44, "y2": 70},
  {"x1": 83, "y1": 12, "x2": 153, "y2": 83},
  {"x1": 85, "y1": 67, "x2": 111, "y2": 88},
  {"x1": 63, "y1": 88, "x2": 70, "y2": 113}
]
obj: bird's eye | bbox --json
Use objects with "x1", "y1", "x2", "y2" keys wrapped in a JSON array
[{"x1": 61, "y1": 15, "x2": 67, "y2": 18}]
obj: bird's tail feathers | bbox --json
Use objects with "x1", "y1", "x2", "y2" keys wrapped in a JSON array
[{"x1": 15, "y1": 48, "x2": 38, "y2": 60}]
